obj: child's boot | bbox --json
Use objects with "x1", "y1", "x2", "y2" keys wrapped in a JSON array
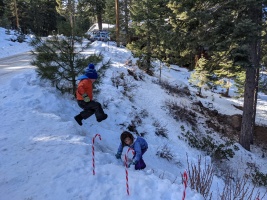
[
  {"x1": 97, "y1": 114, "x2": 108, "y2": 122},
  {"x1": 74, "y1": 114, "x2": 83, "y2": 126}
]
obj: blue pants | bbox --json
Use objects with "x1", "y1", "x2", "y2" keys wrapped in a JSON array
[{"x1": 134, "y1": 148, "x2": 147, "y2": 170}]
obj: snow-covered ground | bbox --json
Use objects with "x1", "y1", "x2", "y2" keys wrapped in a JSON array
[{"x1": 0, "y1": 27, "x2": 266, "y2": 200}]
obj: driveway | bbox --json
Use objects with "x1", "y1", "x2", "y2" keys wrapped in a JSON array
[{"x1": 0, "y1": 52, "x2": 35, "y2": 79}]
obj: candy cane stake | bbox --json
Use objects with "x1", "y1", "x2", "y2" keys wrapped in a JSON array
[
  {"x1": 124, "y1": 147, "x2": 134, "y2": 195},
  {"x1": 92, "y1": 134, "x2": 101, "y2": 175},
  {"x1": 182, "y1": 171, "x2": 188, "y2": 200}
]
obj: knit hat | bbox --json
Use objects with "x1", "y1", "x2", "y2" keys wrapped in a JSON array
[
  {"x1": 120, "y1": 131, "x2": 134, "y2": 146},
  {"x1": 85, "y1": 63, "x2": 95, "y2": 72},
  {"x1": 85, "y1": 69, "x2": 98, "y2": 79},
  {"x1": 87, "y1": 63, "x2": 95, "y2": 70}
]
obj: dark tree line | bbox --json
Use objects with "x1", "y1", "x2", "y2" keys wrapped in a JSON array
[
  {"x1": 0, "y1": 0, "x2": 101, "y2": 36},
  {"x1": 0, "y1": 0, "x2": 60, "y2": 35}
]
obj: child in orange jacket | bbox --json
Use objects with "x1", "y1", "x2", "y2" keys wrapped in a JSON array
[{"x1": 74, "y1": 63, "x2": 108, "y2": 126}]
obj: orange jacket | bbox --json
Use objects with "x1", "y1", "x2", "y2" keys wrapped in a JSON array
[{"x1": 76, "y1": 79, "x2": 93, "y2": 101}]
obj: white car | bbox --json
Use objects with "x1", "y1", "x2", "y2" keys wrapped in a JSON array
[{"x1": 87, "y1": 31, "x2": 110, "y2": 42}]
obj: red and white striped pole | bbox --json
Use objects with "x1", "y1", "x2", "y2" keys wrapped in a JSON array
[
  {"x1": 124, "y1": 147, "x2": 134, "y2": 195},
  {"x1": 182, "y1": 171, "x2": 188, "y2": 200},
  {"x1": 92, "y1": 134, "x2": 101, "y2": 175}
]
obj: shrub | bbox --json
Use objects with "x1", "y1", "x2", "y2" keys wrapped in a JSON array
[
  {"x1": 252, "y1": 169, "x2": 267, "y2": 187},
  {"x1": 157, "y1": 79, "x2": 191, "y2": 97},
  {"x1": 165, "y1": 100, "x2": 197, "y2": 127},
  {"x1": 186, "y1": 155, "x2": 214, "y2": 199},
  {"x1": 219, "y1": 171, "x2": 267, "y2": 200},
  {"x1": 139, "y1": 109, "x2": 149, "y2": 118},
  {"x1": 126, "y1": 112, "x2": 144, "y2": 136},
  {"x1": 180, "y1": 130, "x2": 237, "y2": 160},
  {"x1": 153, "y1": 120, "x2": 168, "y2": 138},
  {"x1": 111, "y1": 71, "x2": 137, "y2": 101},
  {"x1": 156, "y1": 144, "x2": 173, "y2": 161}
]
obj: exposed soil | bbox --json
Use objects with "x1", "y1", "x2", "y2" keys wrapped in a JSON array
[
  {"x1": 195, "y1": 101, "x2": 267, "y2": 150},
  {"x1": 254, "y1": 126, "x2": 267, "y2": 149}
]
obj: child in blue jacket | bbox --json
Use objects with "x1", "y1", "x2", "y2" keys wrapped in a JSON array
[{"x1": 115, "y1": 131, "x2": 148, "y2": 170}]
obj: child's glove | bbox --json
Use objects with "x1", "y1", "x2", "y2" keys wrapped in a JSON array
[
  {"x1": 82, "y1": 93, "x2": 90, "y2": 102},
  {"x1": 127, "y1": 160, "x2": 137, "y2": 168},
  {"x1": 115, "y1": 153, "x2": 121, "y2": 159}
]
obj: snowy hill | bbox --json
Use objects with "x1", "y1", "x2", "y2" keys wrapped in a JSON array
[{"x1": 0, "y1": 28, "x2": 266, "y2": 200}]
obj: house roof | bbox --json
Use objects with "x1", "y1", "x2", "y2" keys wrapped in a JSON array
[{"x1": 87, "y1": 23, "x2": 115, "y2": 32}]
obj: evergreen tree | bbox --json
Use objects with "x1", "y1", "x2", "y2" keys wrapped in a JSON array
[
  {"x1": 168, "y1": 0, "x2": 267, "y2": 150},
  {"x1": 0, "y1": 0, "x2": 11, "y2": 28},
  {"x1": 27, "y1": 0, "x2": 60, "y2": 36},
  {"x1": 30, "y1": 0, "x2": 102, "y2": 95},
  {"x1": 167, "y1": 0, "x2": 209, "y2": 69},
  {"x1": 56, "y1": 0, "x2": 76, "y2": 33},
  {"x1": 103, "y1": 0, "x2": 131, "y2": 44},
  {"x1": 128, "y1": 0, "x2": 171, "y2": 74},
  {"x1": 76, "y1": 0, "x2": 92, "y2": 33},
  {"x1": 121, "y1": 0, "x2": 131, "y2": 43},
  {"x1": 103, "y1": 0, "x2": 116, "y2": 24},
  {"x1": 1, "y1": 0, "x2": 61, "y2": 36},
  {"x1": 209, "y1": 51, "x2": 243, "y2": 97},
  {"x1": 3, "y1": 0, "x2": 19, "y2": 30},
  {"x1": 0, "y1": 0, "x2": 4, "y2": 18},
  {"x1": 30, "y1": 35, "x2": 102, "y2": 95},
  {"x1": 77, "y1": 0, "x2": 106, "y2": 31},
  {"x1": 189, "y1": 56, "x2": 209, "y2": 96}
]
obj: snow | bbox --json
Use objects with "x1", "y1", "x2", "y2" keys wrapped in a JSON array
[
  {"x1": 0, "y1": 27, "x2": 266, "y2": 200},
  {"x1": 0, "y1": 27, "x2": 33, "y2": 58}
]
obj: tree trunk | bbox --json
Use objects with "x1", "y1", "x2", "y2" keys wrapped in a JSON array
[
  {"x1": 14, "y1": 0, "x2": 19, "y2": 29},
  {"x1": 123, "y1": 0, "x2": 129, "y2": 43},
  {"x1": 97, "y1": 14, "x2": 102, "y2": 30},
  {"x1": 250, "y1": 3, "x2": 262, "y2": 145},
  {"x1": 240, "y1": 67, "x2": 257, "y2": 151},
  {"x1": 239, "y1": 3, "x2": 262, "y2": 151},
  {"x1": 250, "y1": 68, "x2": 259, "y2": 144},
  {"x1": 115, "y1": 0, "x2": 120, "y2": 47}
]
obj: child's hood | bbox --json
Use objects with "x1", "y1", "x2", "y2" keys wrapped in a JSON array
[{"x1": 77, "y1": 75, "x2": 88, "y2": 80}]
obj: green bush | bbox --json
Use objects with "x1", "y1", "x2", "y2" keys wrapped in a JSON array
[
  {"x1": 252, "y1": 170, "x2": 267, "y2": 187},
  {"x1": 180, "y1": 129, "x2": 238, "y2": 160}
]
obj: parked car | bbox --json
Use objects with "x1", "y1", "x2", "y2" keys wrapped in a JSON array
[{"x1": 87, "y1": 31, "x2": 110, "y2": 42}]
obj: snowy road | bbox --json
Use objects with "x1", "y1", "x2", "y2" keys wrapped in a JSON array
[{"x1": 0, "y1": 52, "x2": 34, "y2": 79}]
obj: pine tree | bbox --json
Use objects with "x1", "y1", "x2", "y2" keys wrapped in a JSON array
[
  {"x1": 23, "y1": 0, "x2": 60, "y2": 36},
  {"x1": 168, "y1": 0, "x2": 267, "y2": 150},
  {"x1": 76, "y1": 1, "x2": 92, "y2": 33},
  {"x1": 189, "y1": 56, "x2": 209, "y2": 96},
  {"x1": 128, "y1": 0, "x2": 171, "y2": 74},
  {"x1": 0, "y1": 0, "x2": 11, "y2": 28},
  {"x1": 30, "y1": 36, "x2": 102, "y2": 95},
  {"x1": 77, "y1": 0, "x2": 106, "y2": 31},
  {"x1": 56, "y1": 0, "x2": 76, "y2": 33},
  {"x1": 30, "y1": 0, "x2": 102, "y2": 95},
  {"x1": 0, "y1": 0, "x2": 4, "y2": 18},
  {"x1": 103, "y1": 0, "x2": 132, "y2": 45},
  {"x1": 1, "y1": 0, "x2": 61, "y2": 36},
  {"x1": 103, "y1": 0, "x2": 116, "y2": 24}
]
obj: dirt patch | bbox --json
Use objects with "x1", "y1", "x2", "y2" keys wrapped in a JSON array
[
  {"x1": 195, "y1": 101, "x2": 267, "y2": 149},
  {"x1": 254, "y1": 126, "x2": 267, "y2": 149}
]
